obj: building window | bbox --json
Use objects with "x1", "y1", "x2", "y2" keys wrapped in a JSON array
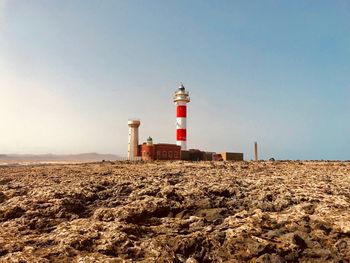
[
  {"x1": 162, "y1": 151, "x2": 167, "y2": 159},
  {"x1": 156, "y1": 151, "x2": 161, "y2": 159},
  {"x1": 168, "y1": 151, "x2": 173, "y2": 159},
  {"x1": 174, "y1": 151, "x2": 179, "y2": 159}
]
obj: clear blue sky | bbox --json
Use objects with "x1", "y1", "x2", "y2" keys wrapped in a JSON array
[{"x1": 0, "y1": 0, "x2": 349, "y2": 160}]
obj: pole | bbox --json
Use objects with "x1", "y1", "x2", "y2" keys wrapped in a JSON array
[{"x1": 254, "y1": 142, "x2": 258, "y2": 161}]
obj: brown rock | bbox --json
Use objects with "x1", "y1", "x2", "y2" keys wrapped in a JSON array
[{"x1": 0, "y1": 161, "x2": 349, "y2": 262}]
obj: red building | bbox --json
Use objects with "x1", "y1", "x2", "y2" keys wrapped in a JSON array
[{"x1": 139, "y1": 137, "x2": 181, "y2": 161}]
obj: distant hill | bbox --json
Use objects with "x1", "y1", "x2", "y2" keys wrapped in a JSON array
[{"x1": 0, "y1": 153, "x2": 120, "y2": 164}]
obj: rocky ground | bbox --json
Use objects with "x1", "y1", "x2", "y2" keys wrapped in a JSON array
[{"x1": 0, "y1": 161, "x2": 349, "y2": 262}]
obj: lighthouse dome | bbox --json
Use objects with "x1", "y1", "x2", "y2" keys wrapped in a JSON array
[{"x1": 146, "y1": 136, "x2": 153, "y2": 145}]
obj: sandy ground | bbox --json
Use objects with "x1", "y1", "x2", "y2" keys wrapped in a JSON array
[{"x1": 0, "y1": 161, "x2": 349, "y2": 262}]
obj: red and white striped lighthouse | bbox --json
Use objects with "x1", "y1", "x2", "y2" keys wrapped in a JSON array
[{"x1": 174, "y1": 84, "x2": 190, "y2": 150}]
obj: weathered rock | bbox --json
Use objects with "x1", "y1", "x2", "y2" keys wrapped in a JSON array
[
  {"x1": 1, "y1": 205, "x2": 25, "y2": 220},
  {"x1": 0, "y1": 192, "x2": 7, "y2": 203},
  {"x1": 0, "y1": 161, "x2": 349, "y2": 261}
]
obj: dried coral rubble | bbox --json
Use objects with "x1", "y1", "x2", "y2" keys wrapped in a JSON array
[{"x1": 0, "y1": 161, "x2": 350, "y2": 262}]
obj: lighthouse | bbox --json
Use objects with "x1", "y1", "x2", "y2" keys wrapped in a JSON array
[
  {"x1": 174, "y1": 84, "x2": 190, "y2": 150},
  {"x1": 128, "y1": 119, "x2": 140, "y2": 159}
]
